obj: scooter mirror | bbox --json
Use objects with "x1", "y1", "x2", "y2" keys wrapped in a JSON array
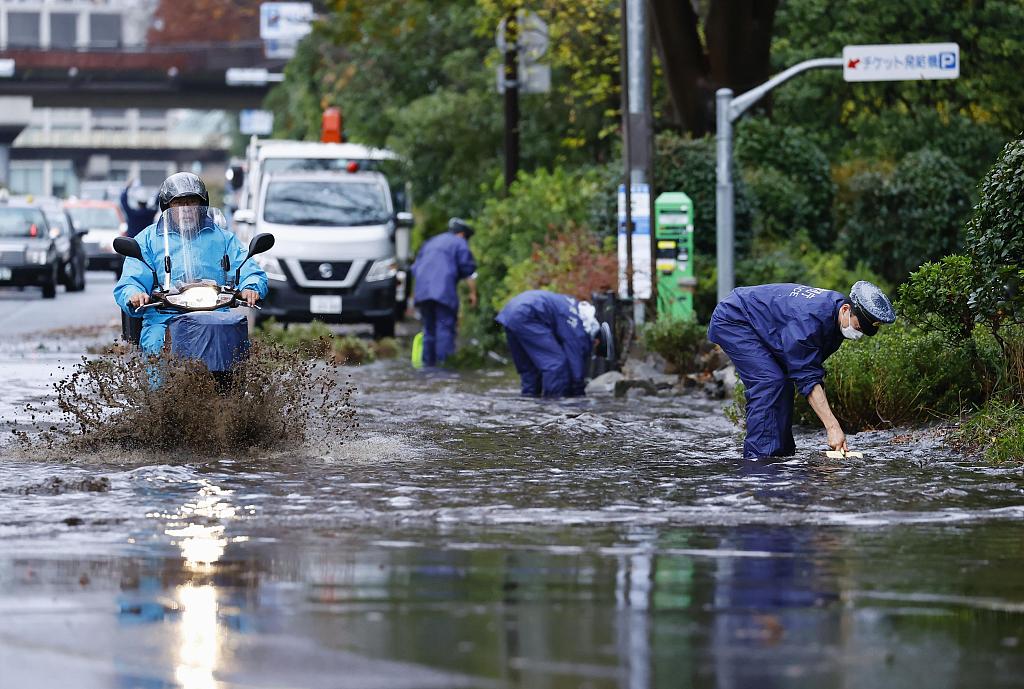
[
  {"x1": 113, "y1": 236, "x2": 144, "y2": 261},
  {"x1": 248, "y1": 233, "x2": 275, "y2": 258}
]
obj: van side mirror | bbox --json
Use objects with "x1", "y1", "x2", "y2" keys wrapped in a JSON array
[
  {"x1": 395, "y1": 211, "x2": 413, "y2": 228},
  {"x1": 227, "y1": 165, "x2": 245, "y2": 191},
  {"x1": 232, "y1": 209, "x2": 256, "y2": 225}
]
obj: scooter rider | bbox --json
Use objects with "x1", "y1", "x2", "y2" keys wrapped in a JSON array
[
  {"x1": 113, "y1": 172, "x2": 268, "y2": 355},
  {"x1": 707, "y1": 281, "x2": 896, "y2": 459},
  {"x1": 496, "y1": 290, "x2": 600, "y2": 398}
]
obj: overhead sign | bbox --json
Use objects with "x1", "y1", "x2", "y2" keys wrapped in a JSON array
[
  {"x1": 240, "y1": 109, "x2": 274, "y2": 135},
  {"x1": 260, "y1": 2, "x2": 314, "y2": 41},
  {"x1": 264, "y1": 38, "x2": 297, "y2": 60},
  {"x1": 226, "y1": 68, "x2": 269, "y2": 86},
  {"x1": 617, "y1": 184, "x2": 652, "y2": 300},
  {"x1": 843, "y1": 43, "x2": 959, "y2": 82},
  {"x1": 0, "y1": 59, "x2": 14, "y2": 78}
]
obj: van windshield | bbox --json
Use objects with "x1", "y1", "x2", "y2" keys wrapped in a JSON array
[
  {"x1": 263, "y1": 181, "x2": 389, "y2": 227},
  {"x1": 0, "y1": 207, "x2": 48, "y2": 237}
]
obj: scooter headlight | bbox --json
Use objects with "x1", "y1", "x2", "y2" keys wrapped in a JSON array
[
  {"x1": 365, "y1": 257, "x2": 398, "y2": 282},
  {"x1": 166, "y1": 285, "x2": 225, "y2": 309}
]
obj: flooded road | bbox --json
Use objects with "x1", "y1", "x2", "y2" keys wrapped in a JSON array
[{"x1": 1, "y1": 333, "x2": 1023, "y2": 688}]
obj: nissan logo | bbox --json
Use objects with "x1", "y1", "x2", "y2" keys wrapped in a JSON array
[{"x1": 318, "y1": 263, "x2": 333, "y2": 279}]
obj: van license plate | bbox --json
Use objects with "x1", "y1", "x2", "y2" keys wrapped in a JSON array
[
  {"x1": 310, "y1": 295, "x2": 342, "y2": 314},
  {"x1": 0, "y1": 268, "x2": 11, "y2": 281}
]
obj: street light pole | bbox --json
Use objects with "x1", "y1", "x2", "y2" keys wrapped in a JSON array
[{"x1": 715, "y1": 57, "x2": 843, "y2": 302}]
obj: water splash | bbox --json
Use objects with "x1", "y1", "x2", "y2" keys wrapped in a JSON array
[{"x1": 5, "y1": 342, "x2": 358, "y2": 458}]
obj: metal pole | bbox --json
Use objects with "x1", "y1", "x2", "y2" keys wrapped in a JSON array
[
  {"x1": 503, "y1": 11, "x2": 520, "y2": 192},
  {"x1": 715, "y1": 88, "x2": 734, "y2": 303},
  {"x1": 714, "y1": 57, "x2": 843, "y2": 304},
  {"x1": 619, "y1": 0, "x2": 633, "y2": 299}
]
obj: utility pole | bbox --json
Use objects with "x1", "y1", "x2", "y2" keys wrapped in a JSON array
[{"x1": 503, "y1": 9, "x2": 520, "y2": 192}]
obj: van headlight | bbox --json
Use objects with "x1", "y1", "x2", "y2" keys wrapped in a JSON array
[
  {"x1": 365, "y1": 257, "x2": 398, "y2": 282},
  {"x1": 26, "y1": 249, "x2": 50, "y2": 264},
  {"x1": 256, "y1": 255, "x2": 286, "y2": 281}
]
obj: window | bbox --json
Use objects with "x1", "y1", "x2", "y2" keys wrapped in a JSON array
[
  {"x1": 8, "y1": 164, "x2": 45, "y2": 197},
  {"x1": 49, "y1": 13, "x2": 77, "y2": 49},
  {"x1": 89, "y1": 13, "x2": 121, "y2": 49},
  {"x1": 263, "y1": 181, "x2": 390, "y2": 227},
  {"x1": 0, "y1": 208, "x2": 48, "y2": 238},
  {"x1": 139, "y1": 167, "x2": 168, "y2": 187},
  {"x1": 7, "y1": 12, "x2": 41, "y2": 48},
  {"x1": 51, "y1": 163, "x2": 79, "y2": 199},
  {"x1": 92, "y1": 108, "x2": 128, "y2": 131}
]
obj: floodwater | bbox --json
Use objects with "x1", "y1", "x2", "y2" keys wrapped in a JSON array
[{"x1": 1, "y1": 334, "x2": 1023, "y2": 689}]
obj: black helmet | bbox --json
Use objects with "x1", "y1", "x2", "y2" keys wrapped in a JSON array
[
  {"x1": 158, "y1": 172, "x2": 209, "y2": 211},
  {"x1": 849, "y1": 280, "x2": 896, "y2": 336},
  {"x1": 448, "y1": 217, "x2": 474, "y2": 239}
]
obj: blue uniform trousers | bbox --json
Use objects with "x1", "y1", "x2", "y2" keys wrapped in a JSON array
[
  {"x1": 708, "y1": 314, "x2": 796, "y2": 459},
  {"x1": 504, "y1": 323, "x2": 575, "y2": 398},
  {"x1": 419, "y1": 299, "x2": 458, "y2": 366}
]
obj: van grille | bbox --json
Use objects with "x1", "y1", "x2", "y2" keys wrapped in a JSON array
[{"x1": 298, "y1": 260, "x2": 353, "y2": 281}]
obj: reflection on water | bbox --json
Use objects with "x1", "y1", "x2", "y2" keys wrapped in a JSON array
[
  {"x1": 0, "y1": 360, "x2": 1023, "y2": 688},
  {"x1": 175, "y1": 583, "x2": 220, "y2": 689}
]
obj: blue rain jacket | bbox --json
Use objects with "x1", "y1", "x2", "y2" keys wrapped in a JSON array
[
  {"x1": 411, "y1": 232, "x2": 476, "y2": 311},
  {"x1": 497, "y1": 290, "x2": 593, "y2": 397},
  {"x1": 120, "y1": 188, "x2": 157, "y2": 238},
  {"x1": 711, "y1": 284, "x2": 846, "y2": 397},
  {"x1": 113, "y1": 219, "x2": 268, "y2": 354}
]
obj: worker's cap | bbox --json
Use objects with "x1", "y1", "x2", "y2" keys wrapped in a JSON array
[
  {"x1": 849, "y1": 280, "x2": 896, "y2": 336},
  {"x1": 448, "y1": 217, "x2": 474, "y2": 239}
]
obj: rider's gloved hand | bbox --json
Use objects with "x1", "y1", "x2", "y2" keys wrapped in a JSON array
[
  {"x1": 239, "y1": 289, "x2": 259, "y2": 307},
  {"x1": 128, "y1": 292, "x2": 150, "y2": 308}
]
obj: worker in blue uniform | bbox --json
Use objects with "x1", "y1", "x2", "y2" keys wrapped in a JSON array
[
  {"x1": 114, "y1": 173, "x2": 267, "y2": 354},
  {"x1": 411, "y1": 217, "x2": 478, "y2": 367},
  {"x1": 707, "y1": 281, "x2": 896, "y2": 458},
  {"x1": 496, "y1": 290, "x2": 600, "y2": 398},
  {"x1": 120, "y1": 181, "x2": 157, "y2": 239}
]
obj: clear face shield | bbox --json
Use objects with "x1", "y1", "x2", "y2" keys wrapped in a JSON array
[{"x1": 158, "y1": 206, "x2": 233, "y2": 308}]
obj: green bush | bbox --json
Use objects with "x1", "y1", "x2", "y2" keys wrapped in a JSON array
[
  {"x1": 965, "y1": 136, "x2": 1024, "y2": 340},
  {"x1": 735, "y1": 118, "x2": 835, "y2": 248},
  {"x1": 950, "y1": 400, "x2": 1024, "y2": 463},
  {"x1": 739, "y1": 234, "x2": 887, "y2": 297},
  {"x1": 813, "y1": 325, "x2": 998, "y2": 430},
  {"x1": 642, "y1": 317, "x2": 707, "y2": 374},
  {"x1": 839, "y1": 148, "x2": 974, "y2": 285},
  {"x1": 898, "y1": 255, "x2": 977, "y2": 343}
]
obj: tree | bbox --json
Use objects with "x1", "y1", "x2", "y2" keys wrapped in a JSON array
[{"x1": 650, "y1": 0, "x2": 780, "y2": 136}]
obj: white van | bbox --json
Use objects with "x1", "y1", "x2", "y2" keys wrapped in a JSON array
[{"x1": 230, "y1": 138, "x2": 412, "y2": 337}]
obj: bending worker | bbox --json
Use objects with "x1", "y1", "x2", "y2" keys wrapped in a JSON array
[
  {"x1": 496, "y1": 290, "x2": 600, "y2": 398},
  {"x1": 707, "y1": 281, "x2": 896, "y2": 458},
  {"x1": 114, "y1": 172, "x2": 267, "y2": 354},
  {"x1": 411, "y1": 217, "x2": 478, "y2": 367}
]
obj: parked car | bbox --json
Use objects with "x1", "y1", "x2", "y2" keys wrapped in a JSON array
[
  {"x1": 38, "y1": 201, "x2": 87, "y2": 292},
  {"x1": 64, "y1": 200, "x2": 126, "y2": 273},
  {"x1": 0, "y1": 198, "x2": 65, "y2": 298}
]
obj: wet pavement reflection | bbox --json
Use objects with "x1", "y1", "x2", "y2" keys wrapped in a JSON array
[{"x1": 1, "y1": 356, "x2": 1023, "y2": 688}]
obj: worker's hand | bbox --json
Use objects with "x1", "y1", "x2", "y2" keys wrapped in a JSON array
[
  {"x1": 827, "y1": 424, "x2": 849, "y2": 454},
  {"x1": 239, "y1": 289, "x2": 259, "y2": 307},
  {"x1": 128, "y1": 292, "x2": 150, "y2": 309}
]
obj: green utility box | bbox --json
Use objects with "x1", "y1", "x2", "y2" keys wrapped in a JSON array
[{"x1": 654, "y1": 192, "x2": 696, "y2": 321}]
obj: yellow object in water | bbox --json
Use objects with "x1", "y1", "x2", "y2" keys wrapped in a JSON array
[
  {"x1": 411, "y1": 331, "x2": 424, "y2": 369},
  {"x1": 825, "y1": 450, "x2": 864, "y2": 459}
]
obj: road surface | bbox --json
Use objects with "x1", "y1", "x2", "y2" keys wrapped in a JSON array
[{"x1": 0, "y1": 271, "x2": 119, "y2": 340}]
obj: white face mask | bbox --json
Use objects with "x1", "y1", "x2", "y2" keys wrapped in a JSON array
[{"x1": 841, "y1": 309, "x2": 864, "y2": 340}]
